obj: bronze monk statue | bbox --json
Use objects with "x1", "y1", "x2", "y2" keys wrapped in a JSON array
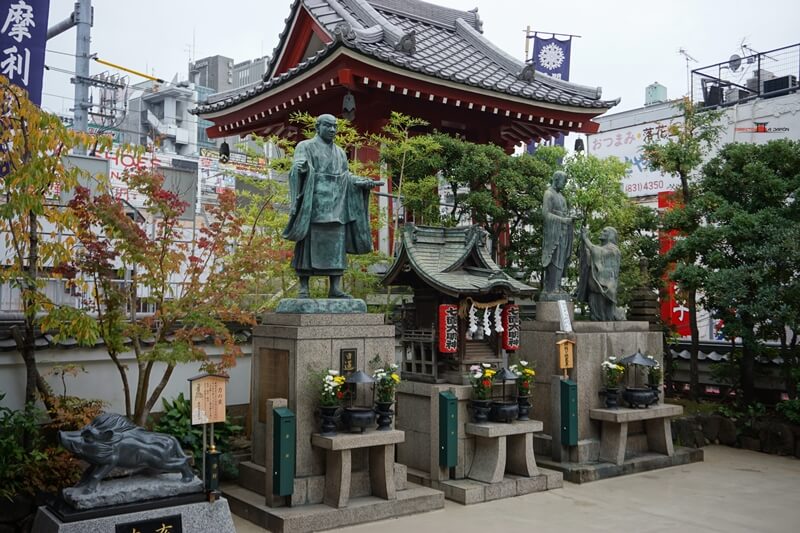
[
  {"x1": 282, "y1": 114, "x2": 383, "y2": 298},
  {"x1": 540, "y1": 171, "x2": 577, "y2": 300}
]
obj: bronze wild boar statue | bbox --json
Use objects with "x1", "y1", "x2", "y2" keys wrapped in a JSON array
[{"x1": 59, "y1": 412, "x2": 195, "y2": 493}]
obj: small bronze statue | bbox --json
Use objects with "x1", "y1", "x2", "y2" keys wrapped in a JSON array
[
  {"x1": 59, "y1": 413, "x2": 195, "y2": 493},
  {"x1": 576, "y1": 226, "x2": 622, "y2": 321},
  {"x1": 282, "y1": 114, "x2": 384, "y2": 298},
  {"x1": 541, "y1": 171, "x2": 577, "y2": 300}
]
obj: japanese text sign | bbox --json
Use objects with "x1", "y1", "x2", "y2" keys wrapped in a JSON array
[
  {"x1": 189, "y1": 374, "x2": 228, "y2": 425},
  {"x1": 557, "y1": 339, "x2": 575, "y2": 369},
  {"x1": 1, "y1": 0, "x2": 50, "y2": 105},
  {"x1": 501, "y1": 305, "x2": 520, "y2": 351},
  {"x1": 438, "y1": 304, "x2": 459, "y2": 353}
]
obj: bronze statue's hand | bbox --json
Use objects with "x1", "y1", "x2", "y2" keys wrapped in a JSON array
[
  {"x1": 293, "y1": 159, "x2": 309, "y2": 173},
  {"x1": 358, "y1": 179, "x2": 384, "y2": 189}
]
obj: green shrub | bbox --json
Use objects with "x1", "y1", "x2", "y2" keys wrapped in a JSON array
[
  {"x1": 777, "y1": 399, "x2": 800, "y2": 425},
  {"x1": 153, "y1": 393, "x2": 243, "y2": 480},
  {"x1": 0, "y1": 394, "x2": 81, "y2": 501}
]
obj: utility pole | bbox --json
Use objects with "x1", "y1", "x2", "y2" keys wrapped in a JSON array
[
  {"x1": 48, "y1": 0, "x2": 93, "y2": 138},
  {"x1": 73, "y1": 0, "x2": 92, "y2": 135}
]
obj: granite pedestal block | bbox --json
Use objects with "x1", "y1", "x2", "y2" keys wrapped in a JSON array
[
  {"x1": 311, "y1": 429, "x2": 404, "y2": 508},
  {"x1": 589, "y1": 404, "x2": 682, "y2": 465},
  {"x1": 62, "y1": 473, "x2": 203, "y2": 510},
  {"x1": 465, "y1": 421, "x2": 542, "y2": 483},
  {"x1": 520, "y1": 318, "x2": 662, "y2": 460},
  {"x1": 32, "y1": 498, "x2": 235, "y2": 533},
  {"x1": 250, "y1": 313, "x2": 395, "y2": 478}
]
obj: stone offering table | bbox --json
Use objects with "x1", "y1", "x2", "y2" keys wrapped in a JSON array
[
  {"x1": 311, "y1": 429, "x2": 405, "y2": 508},
  {"x1": 465, "y1": 420, "x2": 543, "y2": 483},
  {"x1": 589, "y1": 404, "x2": 682, "y2": 465}
]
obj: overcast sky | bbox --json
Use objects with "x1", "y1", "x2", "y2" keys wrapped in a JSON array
[{"x1": 42, "y1": 0, "x2": 800, "y2": 118}]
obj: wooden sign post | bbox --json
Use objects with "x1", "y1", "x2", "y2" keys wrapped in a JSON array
[
  {"x1": 189, "y1": 373, "x2": 229, "y2": 496},
  {"x1": 556, "y1": 339, "x2": 575, "y2": 378}
]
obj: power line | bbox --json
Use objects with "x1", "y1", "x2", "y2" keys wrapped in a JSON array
[{"x1": 46, "y1": 48, "x2": 80, "y2": 58}]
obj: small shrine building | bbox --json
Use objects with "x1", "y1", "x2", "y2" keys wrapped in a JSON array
[{"x1": 382, "y1": 224, "x2": 534, "y2": 383}]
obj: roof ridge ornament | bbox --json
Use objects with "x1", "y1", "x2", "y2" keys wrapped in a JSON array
[
  {"x1": 333, "y1": 22, "x2": 358, "y2": 44},
  {"x1": 327, "y1": 0, "x2": 385, "y2": 44},
  {"x1": 368, "y1": 0, "x2": 482, "y2": 32},
  {"x1": 342, "y1": 0, "x2": 416, "y2": 54}
]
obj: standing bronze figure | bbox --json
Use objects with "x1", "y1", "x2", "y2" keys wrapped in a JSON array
[
  {"x1": 282, "y1": 114, "x2": 383, "y2": 298},
  {"x1": 540, "y1": 171, "x2": 575, "y2": 300},
  {"x1": 576, "y1": 226, "x2": 621, "y2": 321}
]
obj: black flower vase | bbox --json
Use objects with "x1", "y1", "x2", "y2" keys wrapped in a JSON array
[
  {"x1": 320, "y1": 405, "x2": 339, "y2": 436},
  {"x1": 471, "y1": 399, "x2": 492, "y2": 423},
  {"x1": 375, "y1": 401, "x2": 394, "y2": 431},
  {"x1": 517, "y1": 395, "x2": 532, "y2": 420},
  {"x1": 604, "y1": 388, "x2": 619, "y2": 409}
]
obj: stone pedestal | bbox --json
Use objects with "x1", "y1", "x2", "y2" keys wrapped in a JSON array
[
  {"x1": 311, "y1": 429, "x2": 404, "y2": 508},
  {"x1": 589, "y1": 404, "x2": 682, "y2": 465},
  {"x1": 519, "y1": 316, "x2": 703, "y2": 481},
  {"x1": 395, "y1": 381, "x2": 562, "y2": 505},
  {"x1": 521, "y1": 319, "x2": 662, "y2": 453},
  {"x1": 465, "y1": 421, "x2": 542, "y2": 483},
  {"x1": 33, "y1": 498, "x2": 235, "y2": 533},
  {"x1": 227, "y1": 312, "x2": 444, "y2": 532},
  {"x1": 250, "y1": 313, "x2": 395, "y2": 477}
]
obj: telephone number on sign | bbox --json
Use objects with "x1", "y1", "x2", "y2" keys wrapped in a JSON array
[{"x1": 624, "y1": 180, "x2": 664, "y2": 193}]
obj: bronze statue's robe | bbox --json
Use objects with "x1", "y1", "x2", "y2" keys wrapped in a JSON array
[
  {"x1": 282, "y1": 137, "x2": 372, "y2": 275},
  {"x1": 577, "y1": 237, "x2": 621, "y2": 321},
  {"x1": 541, "y1": 186, "x2": 573, "y2": 291}
]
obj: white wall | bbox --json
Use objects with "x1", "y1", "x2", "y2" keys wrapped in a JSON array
[{"x1": 0, "y1": 344, "x2": 251, "y2": 414}]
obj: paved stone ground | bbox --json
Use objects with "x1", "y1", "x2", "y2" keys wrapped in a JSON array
[{"x1": 234, "y1": 445, "x2": 800, "y2": 532}]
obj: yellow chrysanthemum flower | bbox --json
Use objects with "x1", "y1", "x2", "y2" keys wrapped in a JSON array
[{"x1": 391, "y1": 373, "x2": 400, "y2": 383}]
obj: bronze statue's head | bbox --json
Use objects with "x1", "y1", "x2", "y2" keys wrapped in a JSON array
[
  {"x1": 316, "y1": 114, "x2": 338, "y2": 144},
  {"x1": 600, "y1": 226, "x2": 618, "y2": 245},
  {"x1": 551, "y1": 171, "x2": 568, "y2": 191}
]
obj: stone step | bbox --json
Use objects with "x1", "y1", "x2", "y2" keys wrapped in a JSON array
[
  {"x1": 405, "y1": 467, "x2": 430, "y2": 487},
  {"x1": 224, "y1": 481, "x2": 444, "y2": 533},
  {"x1": 237, "y1": 461, "x2": 266, "y2": 496}
]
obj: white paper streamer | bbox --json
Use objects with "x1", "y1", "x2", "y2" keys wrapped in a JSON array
[
  {"x1": 483, "y1": 308, "x2": 491, "y2": 336},
  {"x1": 468, "y1": 302, "x2": 478, "y2": 333},
  {"x1": 494, "y1": 305, "x2": 504, "y2": 332}
]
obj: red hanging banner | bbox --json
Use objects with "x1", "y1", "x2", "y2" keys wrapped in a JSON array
[
  {"x1": 438, "y1": 304, "x2": 459, "y2": 353},
  {"x1": 502, "y1": 305, "x2": 520, "y2": 351},
  {"x1": 658, "y1": 191, "x2": 690, "y2": 336}
]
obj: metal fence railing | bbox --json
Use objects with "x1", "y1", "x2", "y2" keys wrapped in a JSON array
[{"x1": 691, "y1": 43, "x2": 800, "y2": 108}]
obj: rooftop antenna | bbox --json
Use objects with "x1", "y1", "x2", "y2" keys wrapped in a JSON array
[
  {"x1": 741, "y1": 40, "x2": 777, "y2": 62},
  {"x1": 678, "y1": 47, "x2": 698, "y2": 97}
]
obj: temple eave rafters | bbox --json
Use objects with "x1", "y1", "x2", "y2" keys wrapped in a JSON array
[{"x1": 201, "y1": 51, "x2": 601, "y2": 141}]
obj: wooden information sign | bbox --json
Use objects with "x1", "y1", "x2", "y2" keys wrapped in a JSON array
[
  {"x1": 556, "y1": 339, "x2": 575, "y2": 377},
  {"x1": 189, "y1": 373, "x2": 228, "y2": 425}
]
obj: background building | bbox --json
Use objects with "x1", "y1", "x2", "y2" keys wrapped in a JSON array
[{"x1": 588, "y1": 42, "x2": 800, "y2": 208}]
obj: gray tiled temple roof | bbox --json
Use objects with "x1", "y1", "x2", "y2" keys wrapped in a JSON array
[
  {"x1": 382, "y1": 224, "x2": 535, "y2": 298},
  {"x1": 193, "y1": 0, "x2": 618, "y2": 115}
]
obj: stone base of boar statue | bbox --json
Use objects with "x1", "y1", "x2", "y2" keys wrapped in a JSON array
[{"x1": 59, "y1": 412, "x2": 196, "y2": 494}]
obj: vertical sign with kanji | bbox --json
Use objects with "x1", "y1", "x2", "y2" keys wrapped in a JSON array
[
  {"x1": 189, "y1": 374, "x2": 228, "y2": 425},
  {"x1": 501, "y1": 305, "x2": 520, "y2": 351},
  {"x1": 556, "y1": 339, "x2": 575, "y2": 370},
  {"x1": 1, "y1": 0, "x2": 50, "y2": 106},
  {"x1": 438, "y1": 304, "x2": 458, "y2": 353},
  {"x1": 658, "y1": 191, "x2": 690, "y2": 336}
]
